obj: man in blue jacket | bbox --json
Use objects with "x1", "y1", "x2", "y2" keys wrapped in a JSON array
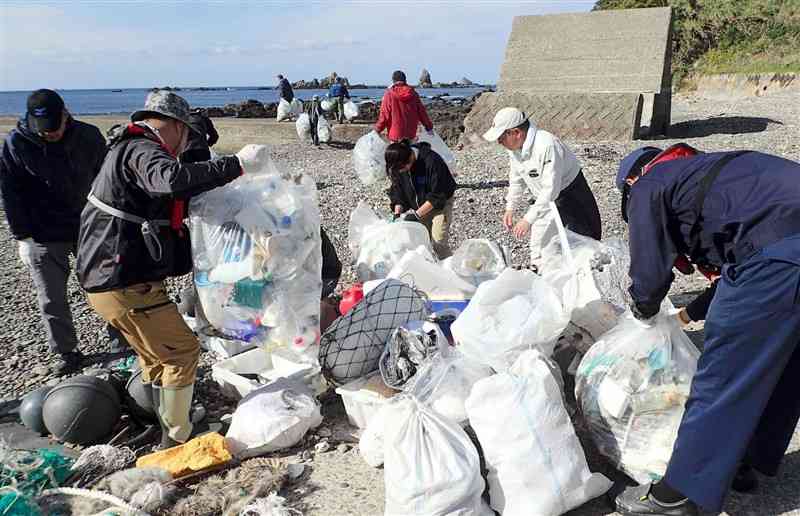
[
  {"x1": 613, "y1": 145, "x2": 800, "y2": 516},
  {"x1": 0, "y1": 89, "x2": 127, "y2": 375},
  {"x1": 329, "y1": 77, "x2": 350, "y2": 124}
]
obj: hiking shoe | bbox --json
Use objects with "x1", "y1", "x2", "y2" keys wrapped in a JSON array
[
  {"x1": 53, "y1": 351, "x2": 84, "y2": 376},
  {"x1": 732, "y1": 464, "x2": 758, "y2": 493},
  {"x1": 616, "y1": 484, "x2": 699, "y2": 516}
]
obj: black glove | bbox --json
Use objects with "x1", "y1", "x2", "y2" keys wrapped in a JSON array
[{"x1": 400, "y1": 210, "x2": 420, "y2": 223}]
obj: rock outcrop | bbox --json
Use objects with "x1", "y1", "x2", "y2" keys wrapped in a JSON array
[{"x1": 419, "y1": 69, "x2": 433, "y2": 88}]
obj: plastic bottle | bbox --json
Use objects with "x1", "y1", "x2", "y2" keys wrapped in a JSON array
[{"x1": 339, "y1": 284, "x2": 364, "y2": 314}]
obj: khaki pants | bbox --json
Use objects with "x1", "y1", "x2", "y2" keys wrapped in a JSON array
[
  {"x1": 422, "y1": 197, "x2": 454, "y2": 259},
  {"x1": 88, "y1": 281, "x2": 199, "y2": 388}
]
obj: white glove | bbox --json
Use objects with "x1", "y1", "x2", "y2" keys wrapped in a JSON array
[
  {"x1": 235, "y1": 144, "x2": 270, "y2": 175},
  {"x1": 18, "y1": 238, "x2": 34, "y2": 267}
]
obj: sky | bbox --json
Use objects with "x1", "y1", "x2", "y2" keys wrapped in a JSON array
[{"x1": 0, "y1": 0, "x2": 595, "y2": 91}]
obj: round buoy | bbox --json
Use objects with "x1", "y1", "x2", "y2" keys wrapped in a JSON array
[
  {"x1": 19, "y1": 386, "x2": 53, "y2": 435},
  {"x1": 125, "y1": 367, "x2": 156, "y2": 422},
  {"x1": 43, "y1": 375, "x2": 121, "y2": 444}
]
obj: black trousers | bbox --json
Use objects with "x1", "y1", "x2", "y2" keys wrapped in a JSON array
[{"x1": 555, "y1": 171, "x2": 602, "y2": 240}]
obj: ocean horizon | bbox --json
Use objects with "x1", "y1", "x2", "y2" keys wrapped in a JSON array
[{"x1": 0, "y1": 85, "x2": 490, "y2": 116}]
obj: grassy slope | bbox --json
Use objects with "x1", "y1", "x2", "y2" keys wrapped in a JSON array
[{"x1": 593, "y1": 0, "x2": 800, "y2": 79}]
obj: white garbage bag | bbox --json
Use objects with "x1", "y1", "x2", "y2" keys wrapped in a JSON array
[
  {"x1": 189, "y1": 147, "x2": 322, "y2": 349},
  {"x1": 317, "y1": 116, "x2": 332, "y2": 143},
  {"x1": 295, "y1": 113, "x2": 311, "y2": 141},
  {"x1": 451, "y1": 268, "x2": 570, "y2": 372},
  {"x1": 403, "y1": 349, "x2": 492, "y2": 426},
  {"x1": 318, "y1": 279, "x2": 428, "y2": 386},
  {"x1": 290, "y1": 98, "x2": 303, "y2": 117},
  {"x1": 276, "y1": 99, "x2": 292, "y2": 121},
  {"x1": 575, "y1": 312, "x2": 700, "y2": 484},
  {"x1": 343, "y1": 100, "x2": 359, "y2": 120},
  {"x1": 383, "y1": 397, "x2": 493, "y2": 516},
  {"x1": 347, "y1": 201, "x2": 432, "y2": 282},
  {"x1": 446, "y1": 238, "x2": 508, "y2": 288},
  {"x1": 225, "y1": 378, "x2": 322, "y2": 458},
  {"x1": 359, "y1": 402, "x2": 394, "y2": 468},
  {"x1": 387, "y1": 245, "x2": 476, "y2": 300},
  {"x1": 540, "y1": 203, "x2": 630, "y2": 343},
  {"x1": 352, "y1": 131, "x2": 387, "y2": 186},
  {"x1": 320, "y1": 98, "x2": 334, "y2": 112},
  {"x1": 466, "y1": 350, "x2": 612, "y2": 516},
  {"x1": 417, "y1": 128, "x2": 457, "y2": 175}
]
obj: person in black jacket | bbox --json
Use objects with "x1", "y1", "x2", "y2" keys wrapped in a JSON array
[
  {"x1": 181, "y1": 109, "x2": 219, "y2": 163},
  {"x1": 306, "y1": 95, "x2": 324, "y2": 147},
  {"x1": 385, "y1": 140, "x2": 457, "y2": 258},
  {"x1": 0, "y1": 89, "x2": 127, "y2": 375},
  {"x1": 77, "y1": 90, "x2": 261, "y2": 449},
  {"x1": 276, "y1": 74, "x2": 294, "y2": 103}
]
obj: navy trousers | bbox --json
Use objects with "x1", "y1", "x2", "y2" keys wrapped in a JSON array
[{"x1": 664, "y1": 235, "x2": 800, "y2": 512}]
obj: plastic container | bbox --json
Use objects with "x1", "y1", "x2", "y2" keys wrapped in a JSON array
[
  {"x1": 335, "y1": 373, "x2": 398, "y2": 429},
  {"x1": 212, "y1": 347, "x2": 325, "y2": 399}
]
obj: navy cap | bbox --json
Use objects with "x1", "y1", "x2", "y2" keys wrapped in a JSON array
[
  {"x1": 616, "y1": 147, "x2": 661, "y2": 191},
  {"x1": 26, "y1": 89, "x2": 65, "y2": 133}
]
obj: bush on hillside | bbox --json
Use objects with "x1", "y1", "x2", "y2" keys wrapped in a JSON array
[{"x1": 593, "y1": 0, "x2": 800, "y2": 79}]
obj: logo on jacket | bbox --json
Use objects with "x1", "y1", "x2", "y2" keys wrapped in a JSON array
[{"x1": 33, "y1": 108, "x2": 49, "y2": 116}]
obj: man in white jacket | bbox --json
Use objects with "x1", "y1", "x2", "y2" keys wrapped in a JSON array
[{"x1": 483, "y1": 107, "x2": 601, "y2": 265}]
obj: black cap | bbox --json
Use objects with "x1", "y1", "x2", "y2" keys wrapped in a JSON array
[
  {"x1": 391, "y1": 70, "x2": 406, "y2": 83},
  {"x1": 26, "y1": 89, "x2": 65, "y2": 133}
]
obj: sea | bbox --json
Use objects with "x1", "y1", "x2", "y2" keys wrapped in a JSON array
[{"x1": 0, "y1": 86, "x2": 489, "y2": 116}]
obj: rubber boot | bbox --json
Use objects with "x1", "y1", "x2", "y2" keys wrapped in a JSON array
[
  {"x1": 159, "y1": 383, "x2": 195, "y2": 447},
  {"x1": 151, "y1": 383, "x2": 176, "y2": 450}
]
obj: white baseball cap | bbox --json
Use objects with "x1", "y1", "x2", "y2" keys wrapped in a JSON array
[{"x1": 482, "y1": 107, "x2": 528, "y2": 142}]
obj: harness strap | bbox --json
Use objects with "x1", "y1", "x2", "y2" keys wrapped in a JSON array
[
  {"x1": 87, "y1": 193, "x2": 170, "y2": 262},
  {"x1": 688, "y1": 151, "x2": 751, "y2": 262}
]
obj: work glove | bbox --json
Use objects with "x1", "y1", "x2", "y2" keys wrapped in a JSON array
[
  {"x1": 400, "y1": 210, "x2": 420, "y2": 223},
  {"x1": 674, "y1": 307, "x2": 692, "y2": 328},
  {"x1": 235, "y1": 144, "x2": 270, "y2": 175},
  {"x1": 17, "y1": 238, "x2": 34, "y2": 267}
]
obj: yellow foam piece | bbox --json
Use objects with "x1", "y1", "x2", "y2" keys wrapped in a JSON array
[{"x1": 136, "y1": 432, "x2": 232, "y2": 478}]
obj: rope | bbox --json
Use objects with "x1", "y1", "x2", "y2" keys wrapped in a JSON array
[{"x1": 40, "y1": 487, "x2": 149, "y2": 516}]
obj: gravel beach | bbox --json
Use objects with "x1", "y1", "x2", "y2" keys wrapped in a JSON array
[{"x1": 1, "y1": 91, "x2": 798, "y2": 515}]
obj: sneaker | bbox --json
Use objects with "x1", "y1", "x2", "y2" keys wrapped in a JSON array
[
  {"x1": 732, "y1": 464, "x2": 758, "y2": 493},
  {"x1": 53, "y1": 351, "x2": 84, "y2": 376},
  {"x1": 616, "y1": 484, "x2": 699, "y2": 516}
]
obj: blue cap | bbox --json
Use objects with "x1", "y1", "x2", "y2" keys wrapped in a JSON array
[{"x1": 616, "y1": 147, "x2": 661, "y2": 191}]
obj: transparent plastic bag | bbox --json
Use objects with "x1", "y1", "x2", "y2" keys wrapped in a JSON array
[
  {"x1": 383, "y1": 397, "x2": 493, "y2": 516},
  {"x1": 295, "y1": 113, "x2": 311, "y2": 141},
  {"x1": 317, "y1": 117, "x2": 332, "y2": 143},
  {"x1": 189, "y1": 148, "x2": 322, "y2": 350},
  {"x1": 347, "y1": 201, "x2": 432, "y2": 282},
  {"x1": 446, "y1": 238, "x2": 508, "y2": 287},
  {"x1": 403, "y1": 349, "x2": 492, "y2": 425},
  {"x1": 276, "y1": 99, "x2": 292, "y2": 121},
  {"x1": 352, "y1": 131, "x2": 387, "y2": 186},
  {"x1": 574, "y1": 312, "x2": 700, "y2": 484},
  {"x1": 417, "y1": 128, "x2": 457, "y2": 175},
  {"x1": 451, "y1": 268, "x2": 570, "y2": 372},
  {"x1": 290, "y1": 98, "x2": 303, "y2": 117},
  {"x1": 320, "y1": 98, "x2": 334, "y2": 112},
  {"x1": 343, "y1": 100, "x2": 359, "y2": 120},
  {"x1": 466, "y1": 350, "x2": 611, "y2": 516}
]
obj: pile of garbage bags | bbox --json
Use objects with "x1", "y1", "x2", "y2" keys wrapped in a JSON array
[
  {"x1": 189, "y1": 145, "x2": 322, "y2": 350},
  {"x1": 277, "y1": 98, "x2": 303, "y2": 121},
  {"x1": 343, "y1": 100, "x2": 359, "y2": 120}
]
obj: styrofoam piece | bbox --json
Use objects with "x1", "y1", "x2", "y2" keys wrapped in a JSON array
[
  {"x1": 335, "y1": 373, "x2": 397, "y2": 429},
  {"x1": 212, "y1": 347, "x2": 325, "y2": 399}
]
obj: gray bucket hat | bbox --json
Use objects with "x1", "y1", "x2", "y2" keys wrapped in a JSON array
[{"x1": 131, "y1": 90, "x2": 200, "y2": 133}]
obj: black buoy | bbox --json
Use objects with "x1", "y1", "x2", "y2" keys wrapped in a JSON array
[
  {"x1": 43, "y1": 375, "x2": 121, "y2": 445},
  {"x1": 19, "y1": 386, "x2": 53, "y2": 435}
]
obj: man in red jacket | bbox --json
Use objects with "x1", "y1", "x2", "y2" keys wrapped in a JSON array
[{"x1": 375, "y1": 70, "x2": 434, "y2": 142}]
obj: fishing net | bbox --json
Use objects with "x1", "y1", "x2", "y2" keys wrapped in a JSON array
[
  {"x1": 69, "y1": 445, "x2": 136, "y2": 488},
  {"x1": 319, "y1": 279, "x2": 428, "y2": 386}
]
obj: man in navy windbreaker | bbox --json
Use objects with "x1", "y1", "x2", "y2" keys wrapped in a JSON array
[{"x1": 614, "y1": 145, "x2": 800, "y2": 516}]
